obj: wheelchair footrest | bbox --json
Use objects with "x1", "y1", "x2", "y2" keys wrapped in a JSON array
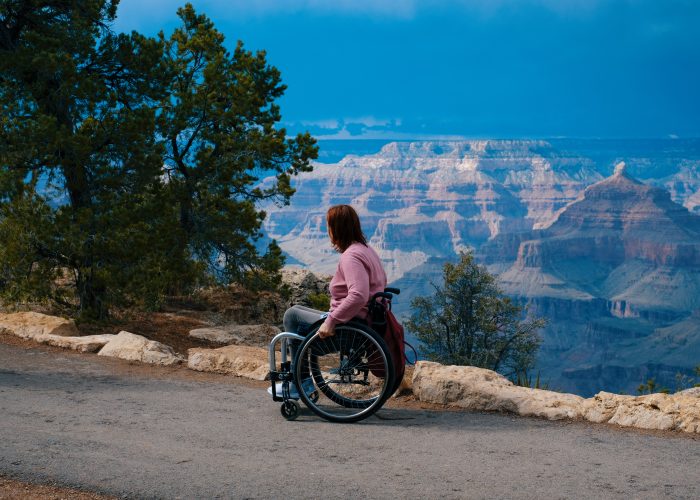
[{"x1": 269, "y1": 370, "x2": 293, "y2": 382}]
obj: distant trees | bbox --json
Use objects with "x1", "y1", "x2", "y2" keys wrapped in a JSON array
[
  {"x1": 0, "y1": 1, "x2": 316, "y2": 318},
  {"x1": 407, "y1": 252, "x2": 545, "y2": 377}
]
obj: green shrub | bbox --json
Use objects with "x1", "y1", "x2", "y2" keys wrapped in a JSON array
[
  {"x1": 306, "y1": 292, "x2": 330, "y2": 311},
  {"x1": 407, "y1": 251, "x2": 546, "y2": 377}
]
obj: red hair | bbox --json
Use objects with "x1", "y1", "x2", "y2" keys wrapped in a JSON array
[{"x1": 326, "y1": 205, "x2": 367, "y2": 252}]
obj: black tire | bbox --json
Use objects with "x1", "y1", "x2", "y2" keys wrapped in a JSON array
[
  {"x1": 294, "y1": 321, "x2": 394, "y2": 423},
  {"x1": 281, "y1": 400, "x2": 299, "y2": 420}
]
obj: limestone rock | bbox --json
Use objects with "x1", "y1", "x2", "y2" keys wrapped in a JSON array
[
  {"x1": 38, "y1": 334, "x2": 115, "y2": 353},
  {"x1": 98, "y1": 331, "x2": 183, "y2": 366},
  {"x1": 606, "y1": 393, "x2": 676, "y2": 431},
  {"x1": 676, "y1": 396, "x2": 700, "y2": 433},
  {"x1": 0, "y1": 312, "x2": 79, "y2": 339},
  {"x1": 263, "y1": 140, "x2": 700, "y2": 396},
  {"x1": 189, "y1": 324, "x2": 280, "y2": 347},
  {"x1": 412, "y1": 360, "x2": 700, "y2": 433},
  {"x1": 676, "y1": 386, "x2": 700, "y2": 398},
  {"x1": 585, "y1": 391, "x2": 700, "y2": 433},
  {"x1": 187, "y1": 345, "x2": 269, "y2": 380},
  {"x1": 392, "y1": 365, "x2": 414, "y2": 397},
  {"x1": 280, "y1": 267, "x2": 331, "y2": 308},
  {"x1": 412, "y1": 361, "x2": 584, "y2": 420},
  {"x1": 581, "y1": 391, "x2": 630, "y2": 423}
]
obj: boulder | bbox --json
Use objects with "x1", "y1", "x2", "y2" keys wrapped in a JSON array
[
  {"x1": 676, "y1": 396, "x2": 700, "y2": 433},
  {"x1": 392, "y1": 366, "x2": 414, "y2": 397},
  {"x1": 581, "y1": 391, "x2": 630, "y2": 423},
  {"x1": 413, "y1": 361, "x2": 700, "y2": 433},
  {"x1": 606, "y1": 393, "x2": 677, "y2": 431},
  {"x1": 0, "y1": 312, "x2": 79, "y2": 340},
  {"x1": 187, "y1": 345, "x2": 270, "y2": 380},
  {"x1": 676, "y1": 386, "x2": 700, "y2": 398},
  {"x1": 280, "y1": 267, "x2": 331, "y2": 307},
  {"x1": 412, "y1": 361, "x2": 584, "y2": 420},
  {"x1": 38, "y1": 334, "x2": 115, "y2": 353},
  {"x1": 189, "y1": 324, "x2": 280, "y2": 347},
  {"x1": 584, "y1": 391, "x2": 700, "y2": 433},
  {"x1": 98, "y1": 331, "x2": 184, "y2": 366}
]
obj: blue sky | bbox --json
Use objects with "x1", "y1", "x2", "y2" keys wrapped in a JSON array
[{"x1": 114, "y1": 0, "x2": 700, "y2": 139}]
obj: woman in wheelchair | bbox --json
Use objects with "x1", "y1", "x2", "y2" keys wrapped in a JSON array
[{"x1": 269, "y1": 204, "x2": 398, "y2": 422}]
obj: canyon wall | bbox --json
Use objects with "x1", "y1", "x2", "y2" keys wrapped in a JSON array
[{"x1": 263, "y1": 139, "x2": 700, "y2": 395}]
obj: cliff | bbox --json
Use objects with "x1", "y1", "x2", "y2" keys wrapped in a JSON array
[{"x1": 262, "y1": 139, "x2": 700, "y2": 395}]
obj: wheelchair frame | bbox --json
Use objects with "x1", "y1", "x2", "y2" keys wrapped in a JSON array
[{"x1": 268, "y1": 288, "x2": 400, "y2": 423}]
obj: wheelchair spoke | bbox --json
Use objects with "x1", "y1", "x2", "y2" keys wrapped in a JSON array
[{"x1": 294, "y1": 322, "x2": 395, "y2": 422}]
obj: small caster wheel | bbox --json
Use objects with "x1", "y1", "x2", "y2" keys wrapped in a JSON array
[{"x1": 281, "y1": 400, "x2": 299, "y2": 420}]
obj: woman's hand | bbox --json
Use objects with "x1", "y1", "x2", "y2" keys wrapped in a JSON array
[{"x1": 318, "y1": 321, "x2": 335, "y2": 339}]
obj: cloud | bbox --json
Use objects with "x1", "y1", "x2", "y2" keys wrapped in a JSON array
[
  {"x1": 313, "y1": 129, "x2": 468, "y2": 141},
  {"x1": 114, "y1": 0, "x2": 619, "y2": 24},
  {"x1": 286, "y1": 116, "x2": 467, "y2": 140},
  {"x1": 115, "y1": 0, "x2": 417, "y2": 21},
  {"x1": 299, "y1": 118, "x2": 341, "y2": 129}
]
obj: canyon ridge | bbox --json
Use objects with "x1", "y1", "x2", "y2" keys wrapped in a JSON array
[{"x1": 262, "y1": 139, "x2": 700, "y2": 396}]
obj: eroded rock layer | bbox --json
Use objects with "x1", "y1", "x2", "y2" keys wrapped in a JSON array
[{"x1": 263, "y1": 139, "x2": 700, "y2": 395}]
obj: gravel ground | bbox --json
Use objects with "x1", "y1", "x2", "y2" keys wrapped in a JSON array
[{"x1": 0, "y1": 476, "x2": 114, "y2": 499}]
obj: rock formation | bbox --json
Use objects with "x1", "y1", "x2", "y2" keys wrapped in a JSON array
[
  {"x1": 264, "y1": 139, "x2": 700, "y2": 282},
  {"x1": 0, "y1": 312, "x2": 79, "y2": 339},
  {"x1": 413, "y1": 361, "x2": 700, "y2": 434},
  {"x1": 0, "y1": 312, "x2": 114, "y2": 352},
  {"x1": 486, "y1": 165, "x2": 700, "y2": 394},
  {"x1": 279, "y1": 267, "x2": 331, "y2": 309},
  {"x1": 98, "y1": 331, "x2": 184, "y2": 366},
  {"x1": 189, "y1": 324, "x2": 280, "y2": 346},
  {"x1": 262, "y1": 139, "x2": 700, "y2": 395},
  {"x1": 187, "y1": 345, "x2": 270, "y2": 380}
]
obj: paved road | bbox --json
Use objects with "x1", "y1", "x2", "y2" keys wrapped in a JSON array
[{"x1": 1, "y1": 343, "x2": 699, "y2": 499}]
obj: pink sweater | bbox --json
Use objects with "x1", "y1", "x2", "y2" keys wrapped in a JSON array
[{"x1": 325, "y1": 242, "x2": 388, "y2": 328}]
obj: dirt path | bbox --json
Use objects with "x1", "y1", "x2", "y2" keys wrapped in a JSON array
[{"x1": 1, "y1": 341, "x2": 699, "y2": 499}]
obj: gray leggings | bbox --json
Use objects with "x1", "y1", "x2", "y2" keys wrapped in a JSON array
[
  {"x1": 282, "y1": 305, "x2": 326, "y2": 380},
  {"x1": 283, "y1": 304, "x2": 326, "y2": 335}
]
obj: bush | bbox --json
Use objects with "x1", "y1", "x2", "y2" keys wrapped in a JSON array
[
  {"x1": 637, "y1": 378, "x2": 670, "y2": 395},
  {"x1": 306, "y1": 292, "x2": 331, "y2": 311},
  {"x1": 407, "y1": 251, "x2": 545, "y2": 377}
]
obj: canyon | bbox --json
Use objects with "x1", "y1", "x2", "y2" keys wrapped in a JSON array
[{"x1": 263, "y1": 139, "x2": 700, "y2": 395}]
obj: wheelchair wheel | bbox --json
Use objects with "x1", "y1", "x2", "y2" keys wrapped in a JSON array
[{"x1": 294, "y1": 321, "x2": 395, "y2": 423}]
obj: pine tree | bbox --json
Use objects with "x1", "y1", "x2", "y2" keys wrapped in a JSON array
[
  {"x1": 407, "y1": 252, "x2": 545, "y2": 376},
  {"x1": 157, "y1": 5, "x2": 316, "y2": 289},
  {"x1": 0, "y1": 1, "x2": 317, "y2": 317}
]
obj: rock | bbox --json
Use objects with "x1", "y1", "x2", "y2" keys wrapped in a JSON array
[
  {"x1": 581, "y1": 391, "x2": 630, "y2": 423},
  {"x1": 189, "y1": 324, "x2": 280, "y2": 347},
  {"x1": 613, "y1": 160, "x2": 627, "y2": 176},
  {"x1": 263, "y1": 140, "x2": 700, "y2": 396},
  {"x1": 412, "y1": 361, "x2": 584, "y2": 420},
  {"x1": 676, "y1": 386, "x2": 700, "y2": 397},
  {"x1": 0, "y1": 312, "x2": 79, "y2": 340},
  {"x1": 187, "y1": 345, "x2": 270, "y2": 380},
  {"x1": 606, "y1": 393, "x2": 676, "y2": 431},
  {"x1": 392, "y1": 365, "x2": 414, "y2": 397},
  {"x1": 676, "y1": 396, "x2": 700, "y2": 433},
  {"x1": 280, "y1": 267, "x2": 331, "y2": 308},
  {"x1": 38, "y1": 334, "x2": 115, "y2": 353},
  {"x1": 412, "y1": 361, "x2": 700, "y2": 433},
  {"x1": 98, "y1": 331, "x2": 183, "y2": 366},
  {"x1": 584, "y1": 391, "x2": 700, "y2": 433}
]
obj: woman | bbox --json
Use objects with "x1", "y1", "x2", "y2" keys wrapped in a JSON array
[
  {"x1": 283, "y1": 204, "x2": 387, "y2": 338},
  {"x1": 272, "y1": 205, "x2": 388, "y2": 397}
]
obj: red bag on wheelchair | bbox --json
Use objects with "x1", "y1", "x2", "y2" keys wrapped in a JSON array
[{"x1": 367, "y1": 289, "x2": 406, "y2": 394}]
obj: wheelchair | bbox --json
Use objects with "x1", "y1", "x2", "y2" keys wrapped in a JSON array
[{"x1": 268, "y1": 288, "x2": 400, "y2": 423}]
